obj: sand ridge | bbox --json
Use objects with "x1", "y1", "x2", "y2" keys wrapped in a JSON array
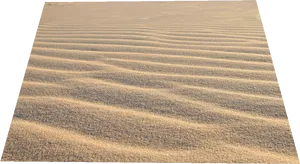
[{"x1": 1, "y1": 1, "x2": 299, "y2": 163}]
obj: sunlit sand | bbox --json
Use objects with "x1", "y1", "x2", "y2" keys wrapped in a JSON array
[{"x1": 1, "y1": 1, "x2": 298, "y2": 163}]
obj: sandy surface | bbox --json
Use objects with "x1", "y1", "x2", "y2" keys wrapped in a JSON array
[{"x1": 1, "y1": 1, "x2": 299, "y2": 163}]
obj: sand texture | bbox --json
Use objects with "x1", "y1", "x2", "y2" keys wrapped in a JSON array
[{"x1": 1, "y1": 1, "x2": 299, "y2": 163}]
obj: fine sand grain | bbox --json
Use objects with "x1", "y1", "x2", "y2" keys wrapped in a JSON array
[{"x1": 1, "y1": 1, "x2": 299, "y2": 163}]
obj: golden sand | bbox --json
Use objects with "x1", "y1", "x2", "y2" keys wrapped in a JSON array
[{"x1": 1, "y1": 1, "x2": 298, "y2": 163}]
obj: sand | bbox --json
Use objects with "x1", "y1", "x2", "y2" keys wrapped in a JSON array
[{"x1": 1, "y1": 1, "x2": 299, "y2": 163}]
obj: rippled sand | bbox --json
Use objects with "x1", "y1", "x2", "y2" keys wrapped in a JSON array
[{"x1": 1, "y1": 1, "x2": 299, "y2": 163}]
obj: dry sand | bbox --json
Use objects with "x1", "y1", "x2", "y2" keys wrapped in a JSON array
[{"x1": 1, "y1": 1, "x2": 299, "y2": 163}]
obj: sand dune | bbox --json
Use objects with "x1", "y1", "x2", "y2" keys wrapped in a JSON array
[{"x1": 1, "y1": 1, "x2": 299, "y2": 163}]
